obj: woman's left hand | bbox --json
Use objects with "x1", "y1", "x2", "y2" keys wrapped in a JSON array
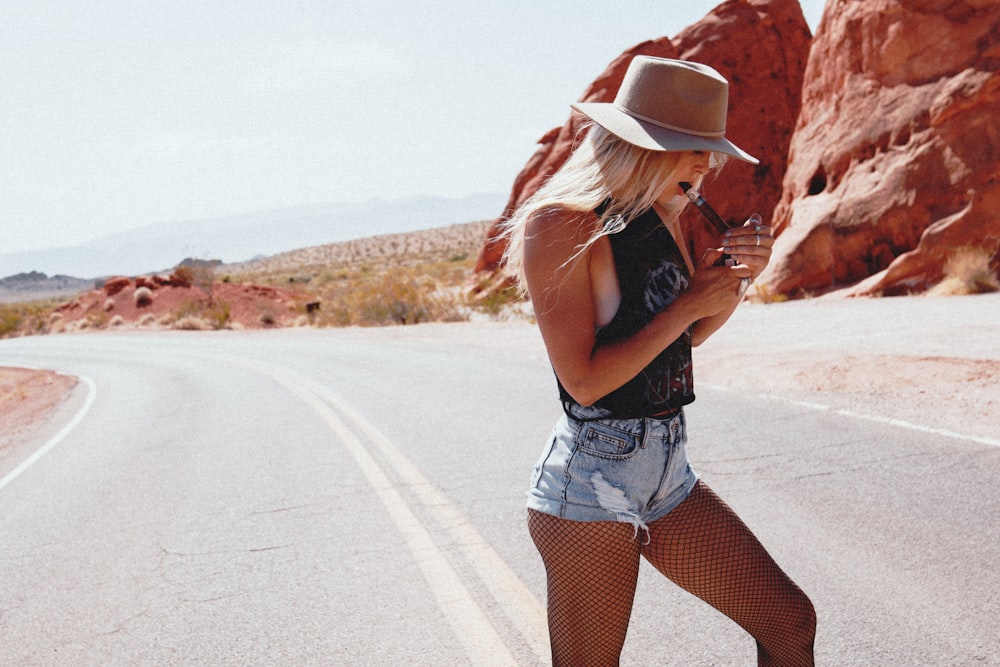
[{"x1": 723, "y1": 216, "x2": 773, "y2": 280}]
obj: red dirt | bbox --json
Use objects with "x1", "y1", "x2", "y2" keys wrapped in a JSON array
[
  {"x1": 0, "y1": 368, "x2": 77, "y2": 461},
  {"x1": 51, "y1": 280, "x2": 310, "y2": 332}
]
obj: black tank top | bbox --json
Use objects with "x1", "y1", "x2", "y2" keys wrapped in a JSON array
[{"x1": 558, "y1": 206, "x2": 695, "y2": 419}]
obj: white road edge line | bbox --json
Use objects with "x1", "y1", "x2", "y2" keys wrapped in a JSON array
[
  {"x1": 0, "y1": 374, "x2": 98, "y2": 492},
  {"x1": 702, "y1": 383, "x2": 1000, "y2": 448},
  {"x1": 240, "y1": 360, "x2": 536, "y2": 666}
]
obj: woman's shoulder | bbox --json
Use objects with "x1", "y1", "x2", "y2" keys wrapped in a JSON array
[{"x1": 525, "y1": 205, "x2": 599, "y2": 244}]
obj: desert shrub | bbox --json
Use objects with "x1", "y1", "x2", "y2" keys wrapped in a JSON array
[
  {"x1": 0, "y1": 306, "x2": 22, "y2": 337},
  {"x1": 134, "y1": 286, "x2": 154, "y2": 307},
  {"x1": 104, "y1": 297, "x2": 115, "y2": 311},
  {"x1": 171, "y1": 266, "x2": 194, "y2": 287},
  {"x1": 137, "y1": 313, "x2": 157, "y2": 327},
  {"x1": 474, "y1": 283, "x2": 521, "y2": 316},
  {"x1": 171, "y1": 299, "x2": 198, "y2": 323},
  {"x1": 86, "y1": 312, "x2": 109, "y2": 329},
  {"x1": 346, "y1": 269, "x2": 473, "y2": 326},
  {"x1": 176, "y1": 258, "x2": 219, "y2": 301},
  {"x1": 109, "y1": 315, "x2": 125, "y2": 327},
  {"x1": 171, "y1": 298, "x2": 230, "y2": 330},
  {"x1": 360, "y1": 274, "x2": 429, "y2": 325},
  {"x1": 325, "y1": 304, "x2": 353, "y2": 326},
  {"x1": 173, "y1": 316, "x2": 212, "y2": 330},
  {"x1": 1, "y1": 299, "x2": 81, "y2": 337},
  {"x1": 47, "y1": 312, "x2": 66, "y2": 334},
  {"x1": 928, "y1": 246, "x2": 1000, "y2": 296},
  {"x1": 301, "y1": 251, "x2": 531, "y2": 327},
  {"x1": 204, "y1": 300, "x2": 231, "y2": 329}
]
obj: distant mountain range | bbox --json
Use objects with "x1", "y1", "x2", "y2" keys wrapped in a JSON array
[
  {"x1": 0, "y1": 193, "x2": 506, "y2": 282},
  {"x1": 0, "y1": 272, "x2": 97, "y2": 303}
]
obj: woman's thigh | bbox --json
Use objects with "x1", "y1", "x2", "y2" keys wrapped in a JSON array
[
  {"x1": 528, "y1": 509, "x2": 643, "y2": 664},
  {"x1": 640, "y1": 481, "x2": 814, "y2": 641}
]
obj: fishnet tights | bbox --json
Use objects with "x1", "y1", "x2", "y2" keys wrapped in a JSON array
[{"x1": 528, "y1": 481, "x2": 816, "y2": 666}]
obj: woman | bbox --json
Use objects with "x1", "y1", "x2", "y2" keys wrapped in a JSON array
[{"x1": 502, "y1": 57, "x2": 816, "y2": 665}]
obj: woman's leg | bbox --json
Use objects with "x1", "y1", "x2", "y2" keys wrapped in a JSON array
[
  {"x1": 528, "y1": 509, "x2": 642, "y2": 666},
  {"x1": 641, "y1": 481, "x2": 816, "y2": 666}
]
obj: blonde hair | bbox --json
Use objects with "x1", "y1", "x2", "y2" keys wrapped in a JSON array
[{"x1": 500, "y1": 123, "x2": 726, "y2": 291}]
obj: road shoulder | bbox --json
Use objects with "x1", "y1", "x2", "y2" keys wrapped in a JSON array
[{"x1": 0, "y1": 367, "x2": 78, "y2": 471}]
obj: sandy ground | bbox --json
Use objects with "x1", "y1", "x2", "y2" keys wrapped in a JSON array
[
  {"x1": 0, "y1": 367, "x2": 78, "y2": 460},
  {"x1": 695, "y1": 293, "x2": 1000, "y2": 445}
]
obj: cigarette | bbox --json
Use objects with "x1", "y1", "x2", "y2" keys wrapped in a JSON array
[{"x1": 678, "y1": 182, "x2": 732, "y2": 234}]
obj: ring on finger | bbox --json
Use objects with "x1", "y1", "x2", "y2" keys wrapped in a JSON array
[{"x1": 755, "y1": 234, "x2": 760, "y2": 246}]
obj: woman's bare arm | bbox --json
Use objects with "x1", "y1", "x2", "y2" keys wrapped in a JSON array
[{"x1": 524, "y1": 208, "x2": 749, "y2": 406}]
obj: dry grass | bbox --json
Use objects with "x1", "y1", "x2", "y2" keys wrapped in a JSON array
[
  {"x1": 927, "y1": 246, "x2": 1000, "y2": 296},
  {"x1": 225, "y1": 221, "x2": 493, "y2": 277},
  {"x1": 0, "y1": 298, "x2": 66, "y2": 337},
  {"x1": 0, "y1": 220, "x2": 523, "y2": 338},
  {"x1": 221, "y1": 220, "x2": 524, "y2": 327}
]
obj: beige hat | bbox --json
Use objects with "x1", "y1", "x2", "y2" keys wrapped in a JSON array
[{"x1": 572, "y1": 56, "x2": 758, "y2": 164}]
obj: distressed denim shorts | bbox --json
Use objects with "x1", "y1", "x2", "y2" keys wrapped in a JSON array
[{"x1": 526, "y1": 407, "x2": 698, "y2": 533}]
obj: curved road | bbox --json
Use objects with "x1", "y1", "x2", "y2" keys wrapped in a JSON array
[{"x1": 2, "y1": 296, "x2": 998, "y2": 665}]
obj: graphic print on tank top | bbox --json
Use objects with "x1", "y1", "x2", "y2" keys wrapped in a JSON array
[
  {"x1": 636, "y1": 259, "x2": 692, "y2": 406},
  {"x1": 559, "y1": 206, "x2": 695, "y2": 419}
]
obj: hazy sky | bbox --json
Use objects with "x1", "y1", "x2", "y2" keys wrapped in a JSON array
[{"x1": 2, "y1": 1, "x2": 824, "y2": 254}]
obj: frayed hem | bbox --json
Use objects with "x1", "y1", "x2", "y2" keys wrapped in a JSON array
[{"x1": 591, "y1": 471, "x2": 651, "y2": 543}]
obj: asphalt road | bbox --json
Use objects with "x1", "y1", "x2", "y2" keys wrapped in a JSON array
[{"x1": 2, "y1": 294, "x2": 998, "y2": 665}]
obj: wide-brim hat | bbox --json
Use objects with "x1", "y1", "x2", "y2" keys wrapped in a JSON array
[{"x1": 571, "y1": 56, "x2": 759, "y2": 165}]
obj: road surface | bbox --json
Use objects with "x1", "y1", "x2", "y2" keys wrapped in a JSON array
[{"x1": 2, "y1": 294, "x2": 998, "y2": 665}]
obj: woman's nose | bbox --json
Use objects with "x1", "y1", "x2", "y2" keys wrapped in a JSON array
[{"x1": 693, "y1": 153, "x2": 711, "y2": 174}]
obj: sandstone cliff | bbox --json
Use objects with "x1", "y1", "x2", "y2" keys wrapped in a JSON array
[
  {"x1": 475, "y1": 0, "x2": 1000, "y2": 299},
  {"x1": 760, "y1": 0, "x2": 1000, "y2": 297},
  {"x1": 473, "y1": 0, "x2": 812, "y2": 290}
]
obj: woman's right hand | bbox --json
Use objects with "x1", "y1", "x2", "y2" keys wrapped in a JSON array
[
  {"x1": 682, "y1": 248, "x2": 753, "y2": 319},
  {"x1": 678, "y1": 248, "x2": 754, "y2": 346}
]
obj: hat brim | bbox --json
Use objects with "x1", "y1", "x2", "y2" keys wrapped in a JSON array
[{"x1": 572, "y1": 102, "x2": 759, "y2": 165}]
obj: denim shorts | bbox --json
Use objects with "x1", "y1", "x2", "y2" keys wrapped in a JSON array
[{"x1": 526, "y1": 407, "x2": 698, "y2": 533}]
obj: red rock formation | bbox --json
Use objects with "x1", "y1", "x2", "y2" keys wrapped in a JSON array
[
  {"x1": 759, "y1": 0, "x2": 1000, "y2": 297},
  {"x1": 51, "y1": 281, "x2": 304, "y2": 332},
  {"x1": 472, "y1": 0, "x2": 812, "y2": 288},
  {"x1": 103, "y1": 276, "x2": 131, "y2": 296},
  {"x1": 135, "y1": 275, "x2": 159, "y2": 290},
  {"x1": 673, "y1": 0, "x2": 812, "y2": 253}
]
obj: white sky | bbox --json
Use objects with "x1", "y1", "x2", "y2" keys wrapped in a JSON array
[{"x1": 1, "y1": 1, "x2": 824, "y2": 254}]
